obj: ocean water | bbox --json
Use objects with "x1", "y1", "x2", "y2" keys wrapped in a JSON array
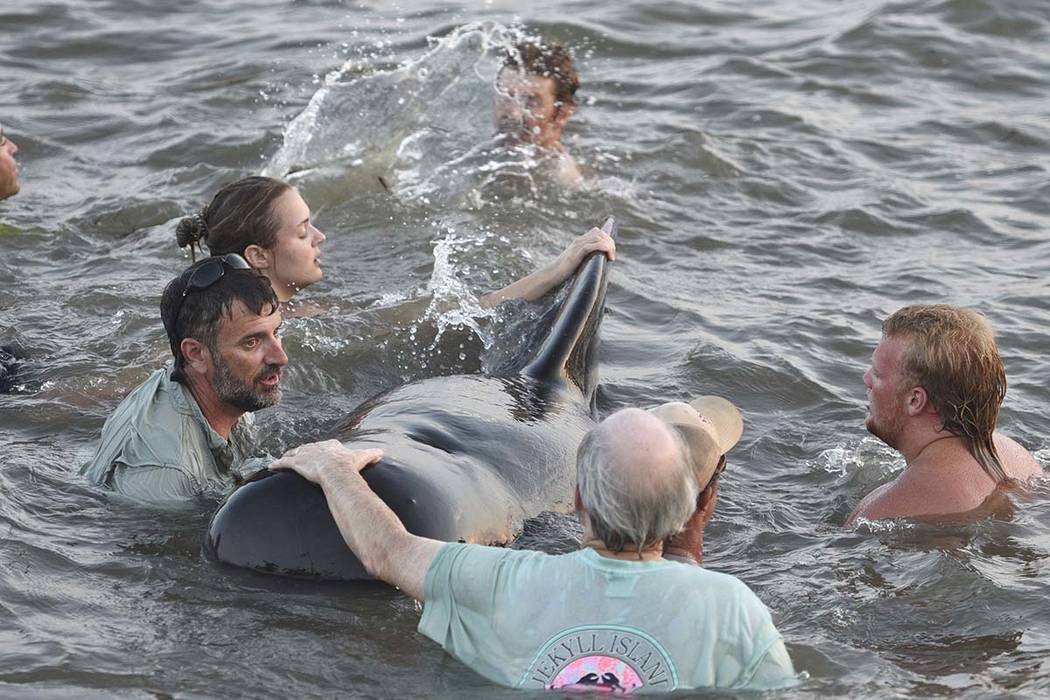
[{"x1": 2, "y1": 1, "x2": 1049, "y2": 697}]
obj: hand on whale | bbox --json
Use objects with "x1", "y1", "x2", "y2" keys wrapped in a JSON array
[
  {"x1": 270, "y1": 442, "x2": 384, "y2": 484},
  {"x1": 206, "y1": 217, "x2": 617, "y2": 581}
]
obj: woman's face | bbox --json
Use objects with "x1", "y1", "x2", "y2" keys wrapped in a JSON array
[{"x1": 265, "y1": 189, "x2": 326, "y2": 302}]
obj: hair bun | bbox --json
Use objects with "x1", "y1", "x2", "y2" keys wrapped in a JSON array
[{"x1": 175, "y1": 214, "x2": 208, "y2": 249}]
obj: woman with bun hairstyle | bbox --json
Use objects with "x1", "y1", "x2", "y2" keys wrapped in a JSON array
[
  {"x1": 176, "y1": 175, "x2": 614, "y2": 307},
  {"x1": 176, "y1": 176, "x2": 323, "y2": 303}
]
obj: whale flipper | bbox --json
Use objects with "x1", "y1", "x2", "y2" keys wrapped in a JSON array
[{"x1": 523, "y1": 215, "x2": 615, "y2": 404}]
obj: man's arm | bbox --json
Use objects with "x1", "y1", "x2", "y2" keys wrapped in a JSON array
[
  {"x1": 109, "y1": 463, "x2": 198, "y2": 501},
  {"x1": 478, "y1": 227, "x2": 615, "y2": 307},
  {"x1": 269, "y1": 441, "x2": 443, "y2": 600}
]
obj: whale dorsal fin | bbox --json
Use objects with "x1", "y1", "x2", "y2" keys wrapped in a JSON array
[{"x1": 522, "y1": 216, "x2": 616, "y2": 403}]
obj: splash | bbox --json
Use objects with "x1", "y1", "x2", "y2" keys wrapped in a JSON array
[
  {"x1": 852, "y1": 517, "x2": 916, "y2": 533},
  {"x1": 263, "y1": 21, "x2": 552, "y2": 204},
  {"x1": 813, "y1": 437, "x2": 903, "y2": 477},
  {"x1": 420, "y1": 228, "x2": 497, "y2": 349}
]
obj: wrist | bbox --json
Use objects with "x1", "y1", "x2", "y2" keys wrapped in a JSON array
[{"x1": 318, "y1": 459, "x2": 364, "y2": 489}]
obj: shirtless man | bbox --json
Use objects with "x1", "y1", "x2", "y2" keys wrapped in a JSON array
[
  {"x1": 495, "y1": 40, "x2": 582, "y2": 185},
  {"x1": 848, "y1": 304, "x2": 1043, "y2": 524}
]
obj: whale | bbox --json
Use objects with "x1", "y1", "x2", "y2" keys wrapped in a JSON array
[{"x1": 205, "y1": 217, "x2": 616, "y2": 580}]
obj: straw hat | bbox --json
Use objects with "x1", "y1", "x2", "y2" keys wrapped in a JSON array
[{"x1": 649, "y1": 396, "x2": 744, "y2": 488}]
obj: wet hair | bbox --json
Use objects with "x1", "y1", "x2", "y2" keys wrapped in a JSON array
[
  {"x1": 575, "y1": 410, "x2": 698, "y2": 553},
  {"x1": 175, "y1": 176, "x2": 293, "y2": 261},
  {"x1": 160, "y1": 258, "x2": 279, "y2": 384},
  {"x1": 503, "y1": 40, "x2": 580, "y2": 107},
  {"x1": 883, "y1": 304, "x2": 1008, "y2": 482}
]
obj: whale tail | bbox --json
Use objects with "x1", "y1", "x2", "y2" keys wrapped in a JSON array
[{"x1": 521, "y1": 216, "x2": 615, "y2": 408}]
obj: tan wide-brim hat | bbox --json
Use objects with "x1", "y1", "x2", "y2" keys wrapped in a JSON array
[{"x1": 648, "y1": 396, "x2": 744, "y2": 488}]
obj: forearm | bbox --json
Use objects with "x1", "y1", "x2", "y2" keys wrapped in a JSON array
[
  {"x1": 479, "y1": 265, "x2": 558, "y2": 307},
  {"x1": 318, "y1": 464, "x2": 436, "y2": 599},
  {"x1": 479, "y1": 227, "x2": 614, "y2": 307}
]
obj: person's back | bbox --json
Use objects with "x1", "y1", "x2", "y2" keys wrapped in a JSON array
[
  {"x1": 854, "y1": 433, "x2": 1043, "y2": 522},
  {"x1": 420, "y1": 543, "x2": 793, "y2": 692},
  {"x1": 270, "y1": 403, "x2": 797, "y2": 693}
]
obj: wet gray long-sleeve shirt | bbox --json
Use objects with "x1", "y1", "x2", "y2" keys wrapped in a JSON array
[{"x1": 80, "y1": 363, "x2": 265, "y2": 502}]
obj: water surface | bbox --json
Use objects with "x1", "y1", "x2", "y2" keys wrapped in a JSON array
[{"x1": 2, "y1": 1, "x2": 1049, "y2": 697}]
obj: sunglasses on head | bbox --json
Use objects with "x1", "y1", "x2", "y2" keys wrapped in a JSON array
[{"x1": 171, "y1": 253, "x2": 251, "y2": 326}]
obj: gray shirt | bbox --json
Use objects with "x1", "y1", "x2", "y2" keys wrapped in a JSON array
[{"x1": 80, "y1": 363, "x2": 264, "y2": 502}]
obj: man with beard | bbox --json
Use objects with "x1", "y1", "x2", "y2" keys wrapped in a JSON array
[
  {"x1": 848, "y1": 304, "x2": 1042, "y2": 524},
  {"x1": 81, "y1": 254, "x2": 287, "y2": 502}
]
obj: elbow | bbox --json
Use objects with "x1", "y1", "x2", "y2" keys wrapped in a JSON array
[
  {"x1": 360, "y1": 545, "x2": 393, "y2": 582},
  {"x1": 359, "y1": 548, "x2": 387, "y2": 581},
  {"x1": 358, "y1": 530, "x2": 415, "y2": 585}
]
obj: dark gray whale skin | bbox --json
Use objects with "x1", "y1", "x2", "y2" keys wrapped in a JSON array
[{"x1": 205, "y1": 218, "x2": 615, "y2": 580}]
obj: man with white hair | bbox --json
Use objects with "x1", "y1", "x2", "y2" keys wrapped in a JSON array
[{"x1": 272, "y1": 399, "x2": 795, "y2": 693}]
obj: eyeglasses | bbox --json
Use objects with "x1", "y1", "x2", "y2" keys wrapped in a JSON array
[
  {"x1": 713, "y1": 454, "x2": 727, "y2": 480},
  {"x1": 171, "y1": 253, "x2": 251, "y2": 327}
]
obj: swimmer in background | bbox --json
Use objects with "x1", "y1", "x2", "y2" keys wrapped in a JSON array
[
  {"x1": 495, "y1": 41, "x2": 583, "y2": 186},
  {"x1": 848, "y1": 304, "x2": 1043, "y2": 524},
  {"x1": 176, "y1": 176, "x2": 613, "y2": 311}
]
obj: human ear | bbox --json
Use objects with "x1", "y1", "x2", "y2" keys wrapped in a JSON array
[
  {"x1": 555, "y1": 101, "x2": 577, "y2": 127},
  {"x1": 243, "y1": 244, "x2": 272, "y2": 270},
  {"x1": 180, "y1": 337, "x2": 210, "y2": 375},
  {"x1": 907, "y1": 386, "x2": 930, "y2": 416},
  {"x1": 573, "y1": 486, "x2": 583, "y2": 512}
]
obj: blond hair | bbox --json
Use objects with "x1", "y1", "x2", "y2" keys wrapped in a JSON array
[{"x1": 883, "y1": 304, "x2": 1007, "y2": 481}]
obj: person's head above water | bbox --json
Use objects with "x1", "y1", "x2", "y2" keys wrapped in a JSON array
[
  {"x1": 865, "y1": 304, "x2": 1008, "y2": 481},
  {"x1": 160, "y1": 254, "x2": 286, "y2": 412},
  {"x1": 175, "y1": 176, "x2": 326, "y2": 303},
  {"x1": 0, "y1": 122, "x2": 21, "y2": 201},
  {"x1": 575, "y1": 408, "x2": 699, "y2": 554},
  {"x1": 496, "y1": 40, "x2": 579, "y2": 150}
]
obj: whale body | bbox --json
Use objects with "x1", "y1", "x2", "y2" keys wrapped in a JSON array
[{"x1": 205, "y1": 217, "x2": 615, "y2": 580}]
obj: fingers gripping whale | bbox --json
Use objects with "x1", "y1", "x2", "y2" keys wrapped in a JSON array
[{"x1": 205, "y1": 217, "x2": 617, "y2": 580}]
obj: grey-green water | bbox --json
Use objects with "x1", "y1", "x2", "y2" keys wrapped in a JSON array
[{"x1": 2, "y1": 1, "x2": 1049, "y2": 697}]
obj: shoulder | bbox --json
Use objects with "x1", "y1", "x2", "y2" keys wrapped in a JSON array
[
  {"x1": 429, "y1": 543, "x2": 545, "y2": 577},
  {"x1": 994, "y1": 433, "x2": 1044, "y2": 481},
  {"x1": 551, "y1": 150, "x2": 583, "y2": 187},
  {"x1": 689, "y1": 566, "x2": 770, "y2": 609},
  {"x1": 115, "y1": 371, "x2": 209, "y2": 470},
  {"x1": 847, "y1": 479, "x2": 903, "y2": 523}
]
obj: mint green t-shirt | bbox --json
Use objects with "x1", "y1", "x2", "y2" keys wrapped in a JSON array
[{"x1": 419, "y1": 544, "x2": 796, "y2": 694}]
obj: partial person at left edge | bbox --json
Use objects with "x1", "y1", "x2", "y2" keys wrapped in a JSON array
[
  {"x1": 0, "y1": 121, "x2": 19, "y2": 201},
  {"x1": 80, "y1": 255, "x2": 287, "y2": 502},
  {"x1": 1, "y1": 121, "x2": 27, "y2": 392}
]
